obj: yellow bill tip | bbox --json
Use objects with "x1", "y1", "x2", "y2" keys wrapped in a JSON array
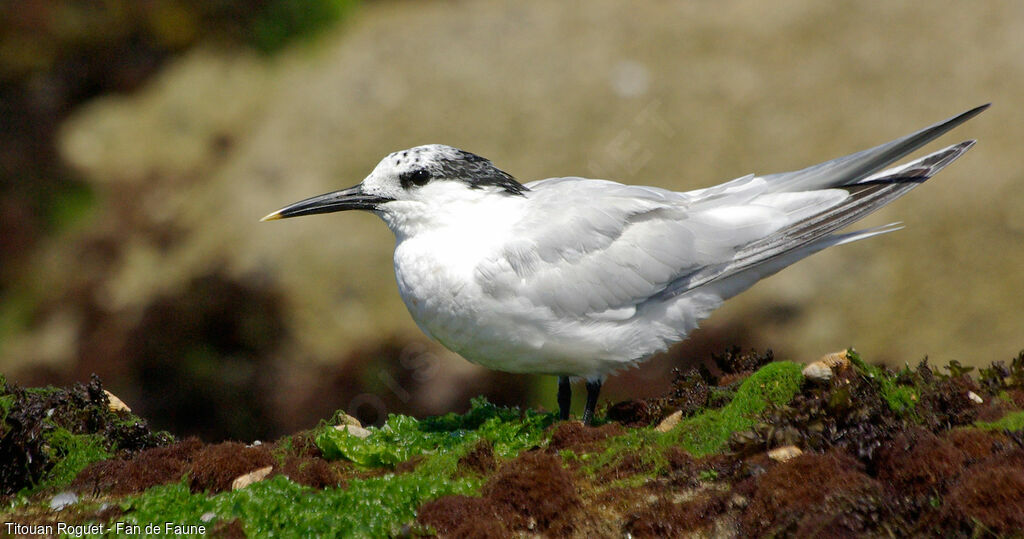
[{"x1": 260, "y1": 211, "x2": 283, "y2": 222}]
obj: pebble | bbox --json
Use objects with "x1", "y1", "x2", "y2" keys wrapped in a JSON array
[
  {"x1": 50, "y1": 491, "x2": 78, "y2": 510},
  {"x1": 968, "y1": 391, "x2": 984, "y2": 404},
  {"x1": 730, "y1": 494, "x2": 749, "y2": 508},
  {"x1": 231, "y1": 466, "x2": 273, "y2": 490},
  {"x1": 767, "y1": 445, "x2": 803, "y2": 462}
]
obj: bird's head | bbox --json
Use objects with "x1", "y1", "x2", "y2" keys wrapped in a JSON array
[{"x1": 261, "y1": 145, "x2": 528, "y2": 230}]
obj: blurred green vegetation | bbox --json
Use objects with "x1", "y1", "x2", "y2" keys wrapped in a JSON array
[
  {"x1": 0, "y1": 0, "x2": 358, "y2": 289},
  {"x1": 0, "y1": 0, "x2": 359, "y2": 81},
  {"x1": 976, "y1": 411, "x2": 1024, "y2": 432},
  {"x1": 251, "y1": 0, "x2": 359, "y2": 54}
]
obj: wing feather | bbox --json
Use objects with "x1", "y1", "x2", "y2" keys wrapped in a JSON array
[{"x1": 475, "y1": 179, "x2": 797, "y2": 317}]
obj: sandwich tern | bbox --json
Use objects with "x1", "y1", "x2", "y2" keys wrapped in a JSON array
[{"x1": 263, "y1": 105, "x2": 987, "y2": 424}]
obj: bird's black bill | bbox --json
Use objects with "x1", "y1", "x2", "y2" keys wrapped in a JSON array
[{"x1": 261, "y1": 184, "x2": 391, "y2": 221}]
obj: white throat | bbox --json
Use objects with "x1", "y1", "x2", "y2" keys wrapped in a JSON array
[{"x1": 377, "y1": 184, "x2": 527, "y2": 245}]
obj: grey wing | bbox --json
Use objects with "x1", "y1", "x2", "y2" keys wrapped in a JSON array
[{"x1": 474, "y1": 178, "x2": 821, "y2": 320}]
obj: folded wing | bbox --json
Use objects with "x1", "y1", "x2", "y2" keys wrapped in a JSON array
[{"x1": 475, "y1": 107, "x2": 983, "y2": 323}]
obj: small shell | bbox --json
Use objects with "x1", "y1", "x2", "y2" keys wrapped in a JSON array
[
  {"x1": 103, "y1": 390, "x2": 131, "y2": 413},
  {"x1": 802, "y1": 362, "x2": 834, "y2": 382},
  {"x1": 334, "y1": 412, "x2": 363, "y2": 428},
  {"x1": 336, "y1": 424, "x2": 372, "y2": 438},
  {"x1": 802, "y1": 350, "x2": 852, "y2": 382},
  {"x1": 231, "y1": 466, "x2": 273, "y2": 490},
  {"x1": 655, "y1": 410, "x2": 683, "y2": 432},
  {"x1": 819, "y1": 350, "x2": 851, "y2": 370}
]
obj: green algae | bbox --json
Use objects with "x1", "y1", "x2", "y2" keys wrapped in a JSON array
[
  {"x1": 2, "y1": 428, "x2": 112, "y2": 504},
  {"x1": 2, "y1": 376, "x2": 172, "y2": 499},
  {"x1": 698, "y1": 469, "x2": 719, "y2": 481},
  {"x1": 120, "y1": 464, "x2": 480, "y2": 537},
  {"x1": 317, "y1": 414, "x2": 453, "y2": 467},
  {"x1": 974, "y1": 410, "x2": 1024, "y2": 432},
  {"x1": 576, "y1": 361, "x2": 806, "y2": 483},
  {"x1": 316, "y1": 397, "x2": 556, "y2": 467},
  {"x1": 671, "y1": 360, "x2": 805, "y2": 456},
  {"x1": 113, "y1": 399, "x2": 555, "y2": 536},
  {"x1": 0, "y1": 392, "x2": 13, "y2": 424},
  {"x1": 581, "y1": 428, "x2": 669, "y2": 481},
  {"x1": 34, "y1": 429, "x2": 111, "y2": 494},
  {"x1": 882, "y1": 385, "x2": 918, "y2": 414},
  {"x1": 848, "y1": 350, "x2": 919, "y2": 414},
  {"x1": 251, "y1": 0, "x2": 360, "y2": 54},
  {"x1": 421, "y1": 396, "x2": 557, "y2": 458}
]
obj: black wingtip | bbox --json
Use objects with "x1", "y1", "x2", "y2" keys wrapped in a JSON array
[
  {"x1": 962, "y1": 103, "x2": 991, "y2": 119},
  {"x1": 935, "y1": 104, "x2": 990, "y2": 134}
]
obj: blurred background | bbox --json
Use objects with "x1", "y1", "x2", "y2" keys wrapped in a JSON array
[{"x1": 1, "y1": 0, "x2": 1020, "y2": 442}]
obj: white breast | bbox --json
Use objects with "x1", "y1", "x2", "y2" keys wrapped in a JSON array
[{"x1": 393, "y1": 231, "x2": 547, "y2": 369}]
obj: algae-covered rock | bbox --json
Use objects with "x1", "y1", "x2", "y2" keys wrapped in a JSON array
[
  {"x1": 4, "y1": 350, "x2": 1024, "y2": 536},
  {"x1": 0, "y1": 375, "x2": 171, "y2": 496}
]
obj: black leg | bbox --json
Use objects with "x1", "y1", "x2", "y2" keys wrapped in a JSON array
[
  {"x1": 557, "y1": 376, "x2": 571, "y2": 420},
  {"x1": 582, "y1": 379, "x2": 603, "y2": 426}
]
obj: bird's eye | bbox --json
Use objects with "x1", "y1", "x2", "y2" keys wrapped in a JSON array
[{"x1": 400, "y1": 169, "x2": 432, "y2": 188}]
